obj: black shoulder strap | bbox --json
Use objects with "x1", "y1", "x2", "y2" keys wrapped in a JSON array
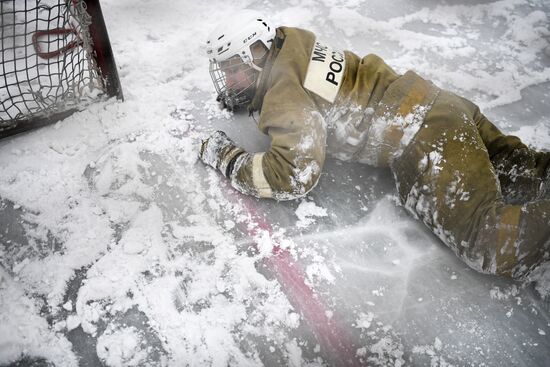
[
  {"x1": 247, "y1": 28, "x2": 285, "y2": 114},
  {"x1": 276, "y1": 35, "x2": 284, "y2": 50}
]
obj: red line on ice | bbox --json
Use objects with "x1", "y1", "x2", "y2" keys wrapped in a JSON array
[{"x1": 241, "y1": 198, "x2": 362, "y2": 366}]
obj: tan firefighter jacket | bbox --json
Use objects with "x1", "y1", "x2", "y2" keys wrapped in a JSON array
[
  {"x1": 227, "y1": 26, "x2": 440, "y2": 200},
  {"x1": 215, "y1": 26, "x2": 550, "y2": 279}
]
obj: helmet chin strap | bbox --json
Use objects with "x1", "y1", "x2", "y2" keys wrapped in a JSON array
[
  {"x1": 250, "y1": 47, "x2": 268, "y2": 72},
  {"x1": 250, "y1": 63, "x2": 263, "y2": 72}
]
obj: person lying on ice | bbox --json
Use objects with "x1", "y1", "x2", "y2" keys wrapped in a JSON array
[{"x1": 199, "y1": 10, "x2": 550, "y2": 280}]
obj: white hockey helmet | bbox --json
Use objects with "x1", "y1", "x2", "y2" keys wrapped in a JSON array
[{"x1": 206, "y1": 10, "x2": 276, "y2": 110}]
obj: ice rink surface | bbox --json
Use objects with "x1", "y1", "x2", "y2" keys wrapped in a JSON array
[{"x1": 1, "y1": 0, "x2": 550, "y2": 366}]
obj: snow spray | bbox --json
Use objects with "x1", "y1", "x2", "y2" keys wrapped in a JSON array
[{"x1": 238, "y1": 195, "x2": 362, "y2": 366}]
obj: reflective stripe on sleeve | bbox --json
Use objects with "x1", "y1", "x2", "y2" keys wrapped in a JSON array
[{"x1": 252, "y1": 153, "x2": 273, "y2": 198}]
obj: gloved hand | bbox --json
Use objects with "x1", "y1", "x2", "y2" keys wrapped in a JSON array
[{"x1": 199, "y1": 131, "x2": 245, "y2": 178}]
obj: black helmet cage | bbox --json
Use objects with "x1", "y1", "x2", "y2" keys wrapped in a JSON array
[{"x1": 209, "y1": 55, "x2": 258, "y2": 111}]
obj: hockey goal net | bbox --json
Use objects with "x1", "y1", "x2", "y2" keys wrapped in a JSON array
[{"x1": 0, "y1": 0, "x2": 122, "y2": 138}]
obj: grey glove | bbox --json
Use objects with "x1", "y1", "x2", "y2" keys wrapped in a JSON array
[{"x1": 199, "y1": 131, "x2": 245, "y2": 178}]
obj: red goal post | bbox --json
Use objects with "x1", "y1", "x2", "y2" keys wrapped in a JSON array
[{"x1": 0, "y1": 0, "x2": 123, "y2": 138}]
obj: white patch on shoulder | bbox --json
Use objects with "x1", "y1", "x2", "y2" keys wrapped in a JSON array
[{"x1": 303, "y1": 39, "x2": 346, "y2": 103}]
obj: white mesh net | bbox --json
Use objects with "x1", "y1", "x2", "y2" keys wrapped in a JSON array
[{"x1": 0, "y1": 0, "x2": 105, "y2": 131}]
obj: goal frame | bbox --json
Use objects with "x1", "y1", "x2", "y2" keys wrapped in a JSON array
[{"x1": 0, "y1": 0, "x2": 123, "y2": 139}]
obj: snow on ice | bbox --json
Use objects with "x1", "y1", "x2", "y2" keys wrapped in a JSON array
[
  {"x1": 295, "y1": 199, "x2": 328, "y2": 228},
  {"x1": 1, "y1": 0, "x2": 550, "y2": 366}
]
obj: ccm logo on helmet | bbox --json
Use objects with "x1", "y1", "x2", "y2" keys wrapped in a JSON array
[
  {"x1": 243, "y1": 32, "x2": 257, "y2": 43},
  {"x1": 303, "y1": 40, "x2": 346, "y2": 103}
]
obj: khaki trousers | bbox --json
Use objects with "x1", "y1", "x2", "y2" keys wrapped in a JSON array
[{"x1": 392, "y1": 91, "x2": 550, "y2": 278}]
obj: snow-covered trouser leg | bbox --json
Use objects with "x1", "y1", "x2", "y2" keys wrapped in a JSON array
[{"x1": 391, "y1": 90, "x2": 550, "y2": 279}]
